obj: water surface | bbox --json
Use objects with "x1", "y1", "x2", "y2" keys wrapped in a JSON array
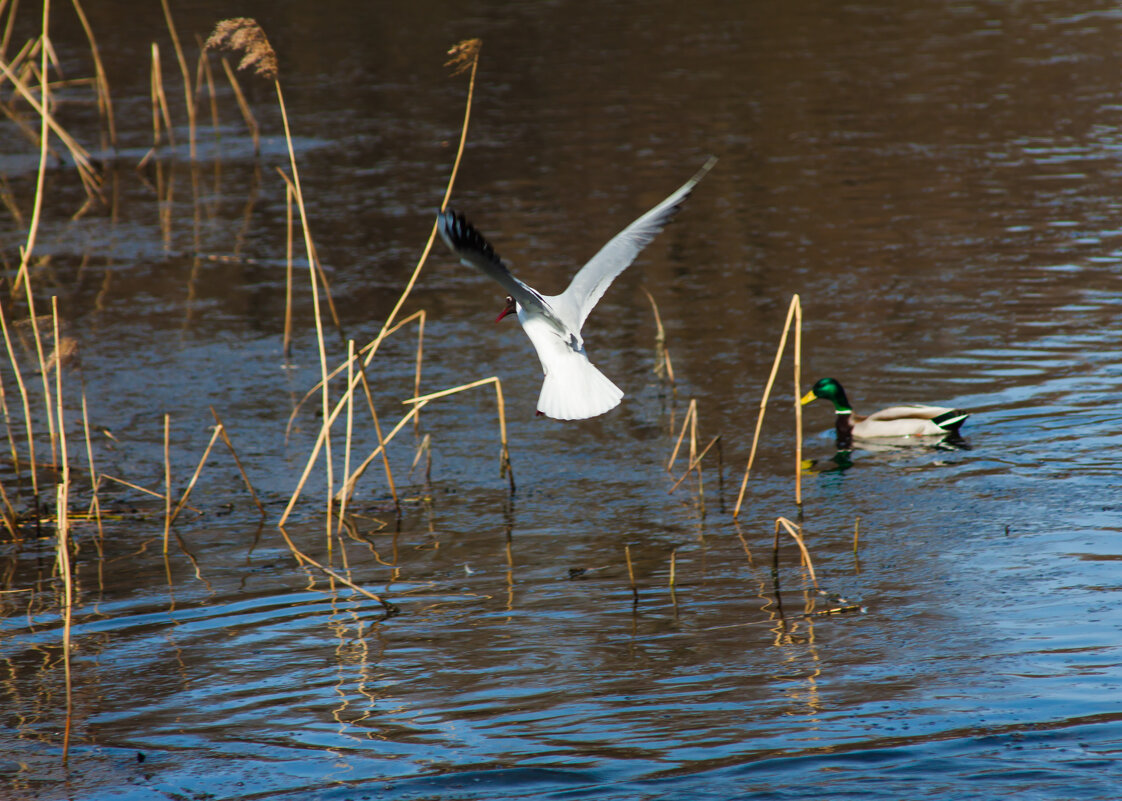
[{"x1": 2, "y1": 1, "x2": 1122, "y2": 799}]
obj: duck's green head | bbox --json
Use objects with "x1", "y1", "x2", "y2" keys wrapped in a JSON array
[{"x1": 800, "y1": 377, "x2": 852, "y2": 413}]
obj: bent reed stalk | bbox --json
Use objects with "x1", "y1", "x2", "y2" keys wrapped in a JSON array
[{"x1": 733, "y1": 293, "x2": 803, "y2": 518}]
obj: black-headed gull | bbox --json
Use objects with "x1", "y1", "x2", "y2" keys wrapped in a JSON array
[{"x1": 437, "y1": 157, "x2": 716, "y2": 420}]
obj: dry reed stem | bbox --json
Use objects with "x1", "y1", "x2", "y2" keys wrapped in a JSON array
[
  {"x1": 0, "y1": 0, "x2": 16, "y2": 57},
  {"x1": 162, "y1": 413, "x2": 171, "y2": 553},
  {"x1": 853, "y1": 516, "x2": 861, "y2": 554},
  {"x1": 0, "y1": 55, "x2": 101, "y2": 202},
  {"x1": 794, "y1": 293, "x2": 803, "y2": 504},
  {"x1": 276, "y1": 525, "x2": 397, "y2": 614},
  {"x1": 218, "y1": 56, "x2": 259, "y2": 154},
  {"x1": 271, "y1": 166, "x2": 344, "y2": 336},
  {"x1": 283, "y1": 182, "x2": 294, "y2": 358},
  {"x1": 208, "y1": 406, "x2": 265, "y2": 517},
  {"x1": 733, "y1": 294, "x2": 802, "y2": 518},
  {"x1": 669, "y1": 548, "x2": 677, "y2": 588},
  {"x1": 51, "y1": 298, "x2": 68, "y2": 506},
  {"x1": 773, "y1": 516, "x2": 818, "y2": 591},
  {"x1": 365, "y1": 36, "x2": 481, "y2": 355},
  {"x1": 625, "y1": 544, "x2": 638, "y2": 603},
  {"x1": 194, "y1": 35, "x2": 219, "y2": 139},
  {"x1": 160, "y1": 0, "x2": 195, "y2": 159},
  {"x1": 410, "y1": 433, "x2": 432, "y2": 484},
  {"x1": 402, "y1": 375, "x2": 513, "y2": 487},
  {"x1": 59, "y1": 481, "x2": 73, "y2": 766},
  {"x1": 365, "y1": 396, "x2": 398, "y2": 509},
  {"x1": 11, "y1": 20, "x2": 59, "y2": 474},
  {"x1": 666, "y1": 399, "x2": 697, "y2": 471},
  {"x1": 337, "y1": 340, "x2": 355, "y2": 534},
  {"x1": 0, "y1": 302, "x2": 38, "y2": 505},
  {"x1": 279, "y1": 36, "x2": 480, "y2": 523},
  {"x1": 641, "y1": 287, "x2": 674, "y2": 381},
  {"x1": 70, "y1": 0, "x2": 115, "y2": 149},
  {"x1": 0, "y1": 479, "x2": 17, "y2": 539},
  {"x1": 52, "y1": 279, "x2": 74, "y2": 767},
  {"x1": 412, "y1": 310, "x2": 425, "y2": 431},
  {"x1": 14, "y1": 262, "x2": 57, "y2": 474},
  {"x1": 334, "y1": 402, "x2": 425, "y2": 505},
  {"x1": 167, "y1": 423, "x2": 222, "y2": 527},
  {"x1": 0, "y1": 313, "x2": 20, "y2": 471},
  {"x1": 98, "y1": 473, "x2": 200, "y2": 515},
  {"x1": 668, "y1": 434, "x2": 721, "y2": 494},
  {"x1": 282, "y1": 399, "x2": 424, "y2": 527},
  {"x1": 285, "y1": 310, "x2": 426, "y2": 440},
  {"x1": 81, "y1": 387, "x2": 103, "y2": 540},
  {"x1": 261, "y1": 78, "x2": 336, "y2": 537},
  {"x1": 150, "y1": 43, "x2": 175, "y2": 148}
]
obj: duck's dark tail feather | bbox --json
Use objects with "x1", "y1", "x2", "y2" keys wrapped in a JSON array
[{"x1": 932, "y1": 409, "x2": 969, "y2": 432}]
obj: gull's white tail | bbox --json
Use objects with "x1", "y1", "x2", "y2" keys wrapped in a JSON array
[{"x1": 536, "y1": 348, "x2": 623, "y2": 421}]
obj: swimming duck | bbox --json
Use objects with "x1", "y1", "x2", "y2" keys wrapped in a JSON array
[{"x1": 800, "y1": 377, "x2": 969, "y2": 447}]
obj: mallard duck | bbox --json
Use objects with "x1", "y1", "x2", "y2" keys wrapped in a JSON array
[{"x1": 800, "y1": 377, "x2": 969, "y2": 445}]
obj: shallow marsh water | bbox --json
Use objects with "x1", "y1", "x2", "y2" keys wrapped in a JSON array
[{"x1": 2, "y1": 1, "x2": 1122, "y2": 799}]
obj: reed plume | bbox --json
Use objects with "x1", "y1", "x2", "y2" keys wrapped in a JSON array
[{"x1": 205, "y1": 18, "x2": 277, "y2": 80}]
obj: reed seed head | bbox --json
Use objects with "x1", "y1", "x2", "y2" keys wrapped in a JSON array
[
  {"x1": 206, "y1": 18, "x2": 278, "y2": 80},
  {"x1": 445, "y1": 38, "x2": 481, "y2": 76}
]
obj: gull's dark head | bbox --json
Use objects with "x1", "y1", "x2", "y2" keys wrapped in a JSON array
[{"x1": 495, "y1": 296, "x2": 516, "y2": 322}]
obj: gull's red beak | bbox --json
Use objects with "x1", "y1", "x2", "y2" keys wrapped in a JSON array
[{"x1": 495, "y1": 296, "x2": 516, "y2": 323}]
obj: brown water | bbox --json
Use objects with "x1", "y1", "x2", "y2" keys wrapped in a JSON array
[{"x1": 3, "y1": 1, "x2": 1122, "y2": 799}]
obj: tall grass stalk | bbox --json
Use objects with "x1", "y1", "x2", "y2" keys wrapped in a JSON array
[
  {"x1": 162, "y1": 413, "x2": 171, "y2": 553},
  {"x1": 0, "y1": 53, "x2": 101, "y2": 202},
  {"x1": 0, "y1": 317, "x2": 19, "y2": 472},
  {"x1": 52, "y1": 293, "x2": 73, "y2": 765},
  {"x1": 100, "y1": 473, "x2": 200, "y2": 515},
  {"x1": 0, "y1": 302, "x2": 37, "y2": 510},
  {"x1": 337, "y1": 340, "x2": 355, "y2": 535},
  {"x1": 149, "y1": 42, "x2": 174, "y2": 149},
  {"x1": 733, "y1": 293, "x2": 802, "y2": 518},
  {"x1": 206, "y1": 19, "x2": 335, "y2": 536},
  {"x1": 0, "y1": 480, "x2": 17, "y2": 539},
  {"x1": 773, "y1": 516, "x2": 818, "y2": 591},
  {"x1": 218, "y1": 56, "x2": 259, "y2": 155},
  {"x1": 0, "y1": 0, "x2": 16, "y2": 56},
  {"x1": 668, "y1": 435, "x2": 720, "y2": 494},
  {"x1": 80, "y1": 387, "x2": 103, "y2": 540},
  {"x1": 285, "y1": 310, "x2": 427, "y2": 440},
  {"x1": 193, "y1": 35, "x2": 219, "y2": 139},
  {"x1": 277, "y1": 525, "x2": 397, "y2": 615},
  {"x1": 160, "y1": 0, "x2": 195, "y2": 159},
  {"x1": 11, "y1": 1, "x2": 59, "y2": 481},
  {"x1": 168, "y1": 422, "x2": 222, "y2": 527},
  {"x1": 402, "y1": 375, "x2": 514, "y2": 490},
  {"x1": 71, "y1": 0, "x2": 115, "y2": 150},
  {"x1": 283, "y1": 182, "x2": 294, "y2": 358},
  {"x1": 209, "y1": 406, "x2": 265, "y2": 518},
  {"x1": 642, "y1": 287, "x2": 674, "y2": 382},
  {"x1": 624, "y1": 544, "x2": 637, "y2": 604},
  {"x1": 666, "y1": 398, "x2": 696, "y2": 472},
  {"x1": 279, "y1": 32, "x2": 479, "y2": 519}
]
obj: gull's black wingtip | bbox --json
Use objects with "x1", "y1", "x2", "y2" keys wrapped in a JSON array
[{"x1": 436, "y1": 209, "x2": 502, "y2": 264}]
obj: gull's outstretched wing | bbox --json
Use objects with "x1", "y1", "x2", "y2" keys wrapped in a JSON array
[
  {"x1": 558, "y1": 156, "x2": 716, "y2": 330},
  {"x1": 437, "y1": 210, "x2": 555, "y2": 320}
]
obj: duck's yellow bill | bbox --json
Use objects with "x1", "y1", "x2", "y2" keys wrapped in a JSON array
[{"x1": 799, "y1": 390, "x2": 817, "y2": 406}]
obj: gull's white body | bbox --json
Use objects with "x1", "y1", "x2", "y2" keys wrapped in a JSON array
[{"x1": 438, "y1": 158, "x2": 715, "y2": 420}]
